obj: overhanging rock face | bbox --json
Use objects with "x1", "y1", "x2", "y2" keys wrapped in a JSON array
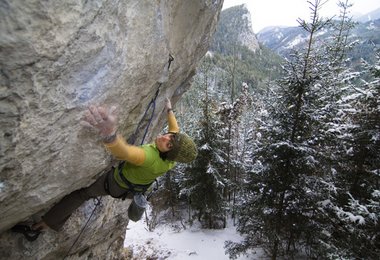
[{"x1": 0, "y1": 0, "x2": 222, "y2": 258}]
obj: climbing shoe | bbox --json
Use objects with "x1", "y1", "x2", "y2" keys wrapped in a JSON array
[{"x1": 11, "y1": 224, "x2": 41, "y2": 241}]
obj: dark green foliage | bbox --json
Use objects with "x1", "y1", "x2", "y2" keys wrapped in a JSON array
[
  {"x1": 182, "y1": 98, "x2": 228, "y2": 229},
  {"x1": 225, "y1": 2, "x2": 379, "y2": 259},
  {"x1": 317, "y1": 51, "x2": 380, "y2": 259},
  {"x1": 226, "y1": 1, "x2": 375, "y2": 259}
]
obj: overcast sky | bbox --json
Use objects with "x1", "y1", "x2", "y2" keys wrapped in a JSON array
[{"x1": 222, "y1": 0, "x2": 380, "y2": 32}]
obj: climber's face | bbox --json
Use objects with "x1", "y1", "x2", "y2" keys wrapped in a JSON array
[{"x1": 155, "y1": 133, "x2": 175, "y2": 152}]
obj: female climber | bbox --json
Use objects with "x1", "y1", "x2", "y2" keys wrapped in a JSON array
[{"x1": 13, "y1": 98, "x2": 197, "y2": 240}]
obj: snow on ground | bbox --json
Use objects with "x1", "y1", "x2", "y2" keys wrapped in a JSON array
[{"x1": 124, "y1": 216, "x2": 266, "y2": 260}]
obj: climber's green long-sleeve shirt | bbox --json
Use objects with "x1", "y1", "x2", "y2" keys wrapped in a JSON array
[{"x1": 104, "y1": 111, "x2": 179, "y2": 186}]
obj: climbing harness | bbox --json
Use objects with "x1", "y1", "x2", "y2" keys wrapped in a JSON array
[
  {"x1": 64, "y1": 54, "x2": 174, "y2": 258},
  {"x1": 103, "y1": 165, "x2": 152, "y2": 200},
  {"x1": 117, "y1": 165, "x2": 153, "y2": 194}
]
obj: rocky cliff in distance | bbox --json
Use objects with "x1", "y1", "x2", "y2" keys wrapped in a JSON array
[
  {"x1": 211, "y1": 4, "x2": 260, "y2": 55},
  {"x1": 0, "y1": 0, "x2": 223, "y2": 259}
]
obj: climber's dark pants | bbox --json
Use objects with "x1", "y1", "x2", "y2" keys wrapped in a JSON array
[{"x1": 43, "y1": 170, "x2": 127, "y2": 231}]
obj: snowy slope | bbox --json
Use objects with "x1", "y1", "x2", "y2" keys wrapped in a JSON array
[{"x1": 124, "y1": 215, "x2": 266, "y2": 259}]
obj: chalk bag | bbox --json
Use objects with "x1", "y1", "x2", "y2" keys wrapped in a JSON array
[{"x1": 128, "y1": 193, "x2": 147, "y2": 222}]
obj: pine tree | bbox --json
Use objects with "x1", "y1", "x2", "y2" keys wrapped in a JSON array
[
  {"x1": 179, "y1": 56, "x2": 228, "y2": 229},
  {"x1": 181, "y1": 97, "x2": 228, "y2": 228},
  {"x1": 299, "y1": 2, "x2": 380, "y2": 258},
  {"x1": 226, "y1": 1, "x2": 335, "y2": 258},
  {"x1": 216, "y1": 83, "x2": 252, "y2": 218},
  {"x1": 317, "y1": 49, "x2": 380, "y2": 259}
]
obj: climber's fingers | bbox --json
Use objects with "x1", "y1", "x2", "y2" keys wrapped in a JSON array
[
  {"x1": 84, "y1": 109, "x2": 98, "y2": 126},
  {"x1": 83, "y1": 105, "x2": 118, "y2": 138},
  {"x1": 89, "y1": 105, "x2": 103, "y2": 123},
  {"x1": 109, "y1": 106, "x2": 117, "y2": 117},
  {"x1": 165, "y1": 97, "x2": 172, "y2": 111},
  {"x1": 80, "y1": 119, "x2": 94, "y2": 129},
  {"x1": 98, "y1": 105, "x2": 117, "y2": 123},
  {"x1": 97, "y1": 106, "x2": 109, "y2": 121}
]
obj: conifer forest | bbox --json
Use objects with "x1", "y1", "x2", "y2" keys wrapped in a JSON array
[{"x1": 149, "y1": 1, "x2": 379, "y2": 259}]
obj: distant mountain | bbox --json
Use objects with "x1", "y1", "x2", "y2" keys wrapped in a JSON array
[
  {"x1": 356, "y1": 7, "x2": 380, "y2": 23},
  {"x1": 211, "y1": 4, "x2": 260, "y2": 54},
  {"x1": 257, "y1": 26, "x2": 309, "y2": 55},
  {"x1": 257, "y1": 17, "x2": 380, "y2": 65}
]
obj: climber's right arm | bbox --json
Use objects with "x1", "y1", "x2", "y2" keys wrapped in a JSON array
[
  {"x1": 103, "y1": 135, "x2": 145, "y2": 166},
  {"x1": 83, "y1": 105, "x2": 145, "y2": 166}
]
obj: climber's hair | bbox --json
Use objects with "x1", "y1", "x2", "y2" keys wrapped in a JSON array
[{"x1": 159, "y1": 151, "x2": 169, "y2": 161}]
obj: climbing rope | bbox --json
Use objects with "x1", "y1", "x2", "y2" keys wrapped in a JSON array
[
  {"x1": 64, "y1": 197, "x2": 101, "y2": 259},
  {"x1": 129, "y1": 54, "x2": 174, "y2": 145},
  {"x1": 64, "y1": 54, "x2": 174, "y2": 258}
]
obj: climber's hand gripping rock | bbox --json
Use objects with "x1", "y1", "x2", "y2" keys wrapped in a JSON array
[{"x1": 84, "y1": 105, "x2": 117, "y2": 138}]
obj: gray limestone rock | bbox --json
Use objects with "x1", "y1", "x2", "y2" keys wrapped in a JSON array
[{"x1": 0, "y1": 0, "x2": 222, "y2": 258}]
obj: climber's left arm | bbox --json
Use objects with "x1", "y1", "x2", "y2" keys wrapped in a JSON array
[{"x1": 165, "y1": 98, "x2": 179, "y2": 133}]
